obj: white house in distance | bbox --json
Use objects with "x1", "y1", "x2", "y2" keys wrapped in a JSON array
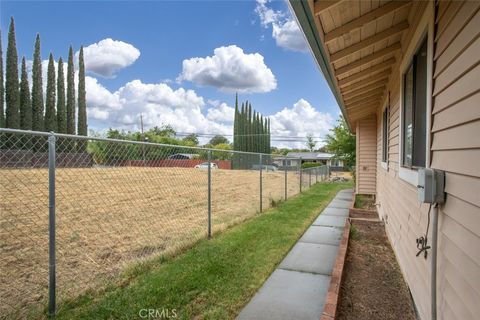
[{"x1": 273, "y1": 152, "x2": 344, "y2": 170}]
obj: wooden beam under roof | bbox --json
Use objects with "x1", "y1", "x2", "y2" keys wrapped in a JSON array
[
  {"x1": 341, "y1": 70, "x2": 390, "y2": 91},
  {"x1": 338, "y1": 58, "x2": 395, "y2": 87},
  {"x1": 330, "y1": 21, "x2": 409, "y2": 63},
  {"x1": 344, "y1": 88, "x2": 385, "y2": 104},
  {"x1": 325, "y1": 1, "x2": 411, "y2": 43},
  {"x1": 343, "y1": 80, "x2": 387, "y2": 100},
  {"x1": 335, "y1": 43, "x2": 400, "y2": 76},
  {"x1": 347, "y1": 104, "x2": 378, "y2": 118},
  {"x1": 345, "y1": 95, "x2": 381, "y2": 109},
  {"x1": 314, "y1": 1, "x2": 342, "y2": 15}
]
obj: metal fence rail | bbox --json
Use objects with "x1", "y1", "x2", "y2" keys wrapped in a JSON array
[{"x1": 0, "y1": 128, "x2": 330, "y2": 318}]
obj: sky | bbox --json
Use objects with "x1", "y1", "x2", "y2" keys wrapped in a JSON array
[{"x1": 0, "y1": 0, "x2": 341, "y2": 148}]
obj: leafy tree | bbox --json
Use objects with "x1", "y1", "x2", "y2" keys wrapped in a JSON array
[
  {"x1": 0, "y1": 30, "x2": 4, "y2": 128},
  {"x1": 44, "y1": 53, "x2": 56, "y2": 132},
  {"x1": 19, "y1": 57, "x2": 32, "y2": 130},
  {"x1": 56, "y1": 57, "x2": 67, "y2": 133},
  {"x1": 149, "y1": 125, "x2": 176, "y2": 137},
  {"x1": 324, "y1": 116, "x2": 355, "y2": 167},
  {"x1": 209, "y1": 134, "x2": 229, "y2": 146},
  {"x1": 305, "y1": 133, "x2": 316, "y2": 152},
  {"x1": 77, "y1": 46, "x2": 87, "y2": 151},
  {"x1": 32, "y1": 34, "x2": 44, "y2": 132},
  {"x1": 5, "y1": 17, "x2": 20, "y2": 129},
  {"x1": 66, "y1": 46, "x2": 75, "y2": 135},
  {"x1": 183, "y1": 133, "x2": 199, "y2": 146}
]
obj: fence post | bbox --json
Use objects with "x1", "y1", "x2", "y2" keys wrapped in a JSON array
[
  {"x1": 316, "y1": 167, "x2": 318, "y2": 183},
  {"x1": 259, "y1": 154, "x2": 263, "y2": 213},
  {"x1": 48, "y1": 133, "x2": 56, "y2": 317},
  {"x1": 309, "y1": 169, "x2": 312, "y2": 187},
  {"x1": 284, "y1": 157, "x2": 287, "y2": 200},
  {"x1": 207, "y1": 150, "x2": 212, "y2": 239},
  {"x1": 299, "y1": 157, "x2": 302, "y2": 193}
]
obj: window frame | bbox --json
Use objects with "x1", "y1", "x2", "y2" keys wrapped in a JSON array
[
  {"x1": 381, "y1": 100, "x2": 390, "y2": 166},
  {"x1": 398, "y1": 2, "x2": 434, "y2": 186}
]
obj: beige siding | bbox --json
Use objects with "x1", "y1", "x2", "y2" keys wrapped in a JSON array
[
  {"x1": 432, "y1": 2, "x2": 480, "y2": 319},
  {"x1": 356, "y1": 115, "x2": 377, "y2": 194},
  {"x1": 376, "y1": 2, "x2": 480, "y2": 320}
]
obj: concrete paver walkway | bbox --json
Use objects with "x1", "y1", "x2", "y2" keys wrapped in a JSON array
[{"x1": 237, "y1": 189, "x2": 354, "y2": 320}]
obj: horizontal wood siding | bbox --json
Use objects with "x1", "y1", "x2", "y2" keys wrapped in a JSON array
[
  {"x1": 375, "y1": 2, "x2": 480, "y2": 320},
  {"x1": 432, "y1": 2, "x2": 480, "y2": 319},
  {"x1": 356, "y1": 115, "x2": 377, "y2": 194}
]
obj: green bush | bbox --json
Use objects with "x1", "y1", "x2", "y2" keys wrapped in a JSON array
[{"x1": 301, "y1": 162, "x2": 322, "y2": 169}]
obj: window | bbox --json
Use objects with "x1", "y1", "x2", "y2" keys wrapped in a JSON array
[
  {"x1": 382, "y1": 105, "x2": 390, "y2": 163},
  {"x1": 402, "y1": 37, "x2": 428, "y2": 168}
]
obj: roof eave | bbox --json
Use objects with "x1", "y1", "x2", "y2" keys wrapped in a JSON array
[{"x1": 288, "y1": 0, "x2": 352, "y2": 132}]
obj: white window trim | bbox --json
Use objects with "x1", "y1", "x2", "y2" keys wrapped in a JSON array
[
  {"x1": 381, "y1": 97, "x2": 389, "y2": 170},
  {"x1": 398, "y1": 1, "x2": 434, "y2": 186}
]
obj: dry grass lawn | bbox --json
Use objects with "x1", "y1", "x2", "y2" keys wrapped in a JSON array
[{"x1": 0, "y1": 166, "x2": 307, "y2": 318}]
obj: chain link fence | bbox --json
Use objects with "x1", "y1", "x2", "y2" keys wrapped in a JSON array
[{"x1": 0, "y1": 128, "x2": 330, "y2": 318}]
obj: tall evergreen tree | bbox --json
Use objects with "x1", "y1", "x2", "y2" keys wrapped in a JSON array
[
  {"x1": 56, "y1": 57, "x2": 66, "y2": 133},
  {"x1": 5, "y1": 17, "x2": 20, "y2": 129},
  {"x1": 66, "y1": 46, "x2": 75, "y2": 135},
  {"x1": 44, "y1": 53, "x2": 56, "y2": 132},
  {"x1": 233, "y1": 93, "x2": 238, "y2": 151},
  {"x1": 31, "y1": 34, "x2": 44, "y2": 132},
  {"x1": 77, "y1": 46, "x2": 88, "y2": 151},
  {"x1": 20, "y1": 57, "x2": 32, "y2": 130},
  {"x1": 0, "y1": 31, "x2": 4, "y2": 128}
]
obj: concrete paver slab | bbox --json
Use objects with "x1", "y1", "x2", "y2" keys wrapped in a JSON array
[
  {"x1": 313, "y1": 215, "x2": 347, "y2": 228},
  {"x1": 321, "y1": 207, "x2": 349, "y2": 217},
  {"x1": 299, "y1": 225, "x2": 343, "y2": 245},
  {"x1": 328, "y1": 199, "x2": 352, "y2": 208},
  {"x1": 279, "y1": 242, "x2": 338, "y2": 275},
  {"x1": 236, "y1": 269, "x2": 330, "y2": 320}
]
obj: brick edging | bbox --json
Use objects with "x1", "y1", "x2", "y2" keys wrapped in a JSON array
[{"x1": 320, "y1": 218, "x2": 351, "y2": 320}]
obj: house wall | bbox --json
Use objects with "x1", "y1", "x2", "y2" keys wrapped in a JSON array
[
  {"x1": 375, "y1": 1, "x2": 480, "y2": 320},
  {"x1": 355, "y1": 115, "x2": 377, "y2": 195}
]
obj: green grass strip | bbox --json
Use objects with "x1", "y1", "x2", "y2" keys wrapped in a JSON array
[{"x1": 56, "y1": 182, "x2": 352, "y2": 320}]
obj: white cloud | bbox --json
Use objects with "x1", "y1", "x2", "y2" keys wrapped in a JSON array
[
  {"x1": 77, "y1": 38, "x2": 140, "y2": 78},
  {"x1": 85, "y1": 78, "x2": 232, "y2": 137},
  {"x1": 269, "y1": 99, "x2": 334, "y2": 148},
  {"x1": 178, "y1": 45, "x2": 277, "y2": 93},
  {"x1": 255, "y1": 0, "x2": 308, "y2": 52},
  {"x1": 207, "y1": 102, "x2": 235, "y2": 122}
]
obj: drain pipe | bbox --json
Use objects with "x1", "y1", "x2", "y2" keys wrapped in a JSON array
[{"x1": 431, "y1": 203, "x2": 439, "y2": 320}]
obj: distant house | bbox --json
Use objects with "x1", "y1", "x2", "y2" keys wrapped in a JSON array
[
  {"x1": 273, "y1": 152, "x2": 343, "y2": 170},
  {"x1": 167, "y1": 153, "x2": 199, "y2": 160}
]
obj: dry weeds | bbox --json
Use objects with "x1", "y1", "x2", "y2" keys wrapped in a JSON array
[{"x1": 0, "y1": 167, "x2": 308, "y2": 318}]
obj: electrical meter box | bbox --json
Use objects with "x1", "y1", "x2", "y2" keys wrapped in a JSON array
[{"x1": 417, "y1": 168, "x2": 445, "y2": 204}]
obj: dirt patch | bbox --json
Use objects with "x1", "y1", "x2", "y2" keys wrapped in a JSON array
[
  {"x1": 337, "y1": 220, "x2": 416, "y2": 320},
  {"x1": 349, "y1": 209, "x2": 378, "y2": 219},
  {"x1": 0, "y1": 167, "x2": 303, "y2": 318},
  {"x1": 354, "y1": 194, "x2": 376, "y2": 211}
]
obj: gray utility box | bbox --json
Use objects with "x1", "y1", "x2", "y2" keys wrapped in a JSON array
[{"x1": 417, "y1": 168, "x2": 445, "y2": 204}]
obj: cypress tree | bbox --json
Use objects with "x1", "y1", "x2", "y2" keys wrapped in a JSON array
[
  {"x1": 240, "y1": 103, "x2": 245, "y2": 152},
  {"x1": 247, "y1": 102, "x2": 252, "y2": 151},
  {"x1": 0, "y1": 31, "x2": 4, "y2": 128},
  {"x1": 5, "y1": 17, "x2": 20, "y2": 129},
  {"x1": 66, "y1": 46, "x2": 75, "y2": 135},
  {"x1": 267, "y1": 118, "x2": 271, "y2": 154},
  {"x1": 77, "y1": 46, "x2": 88, "y2": 151},
  {"x1": 233, "y1": 93, "x2": 238, "y2": 151},
  {"x1": 252, "y1": 111, "x2": 257, "y2": 153},
  {"x1": 264, "y1": 118, "x2": 268, "y2": 154},
  {"x1": 31, "y1": 34, "x2": 44, "y2": 132},
  {"x1": 44, "y1": 53, "x2": 56, "y2": 132},
  {"x1": 56, "y1": 57, "x2": 66, "y2": 133},
  {"x1": 20, "y1": 57, "x2": 32, "y2": 130}
]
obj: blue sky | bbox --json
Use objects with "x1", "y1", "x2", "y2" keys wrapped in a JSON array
[{"x1": 1, "y1": 0, "x2": 340, "y2": 147}]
